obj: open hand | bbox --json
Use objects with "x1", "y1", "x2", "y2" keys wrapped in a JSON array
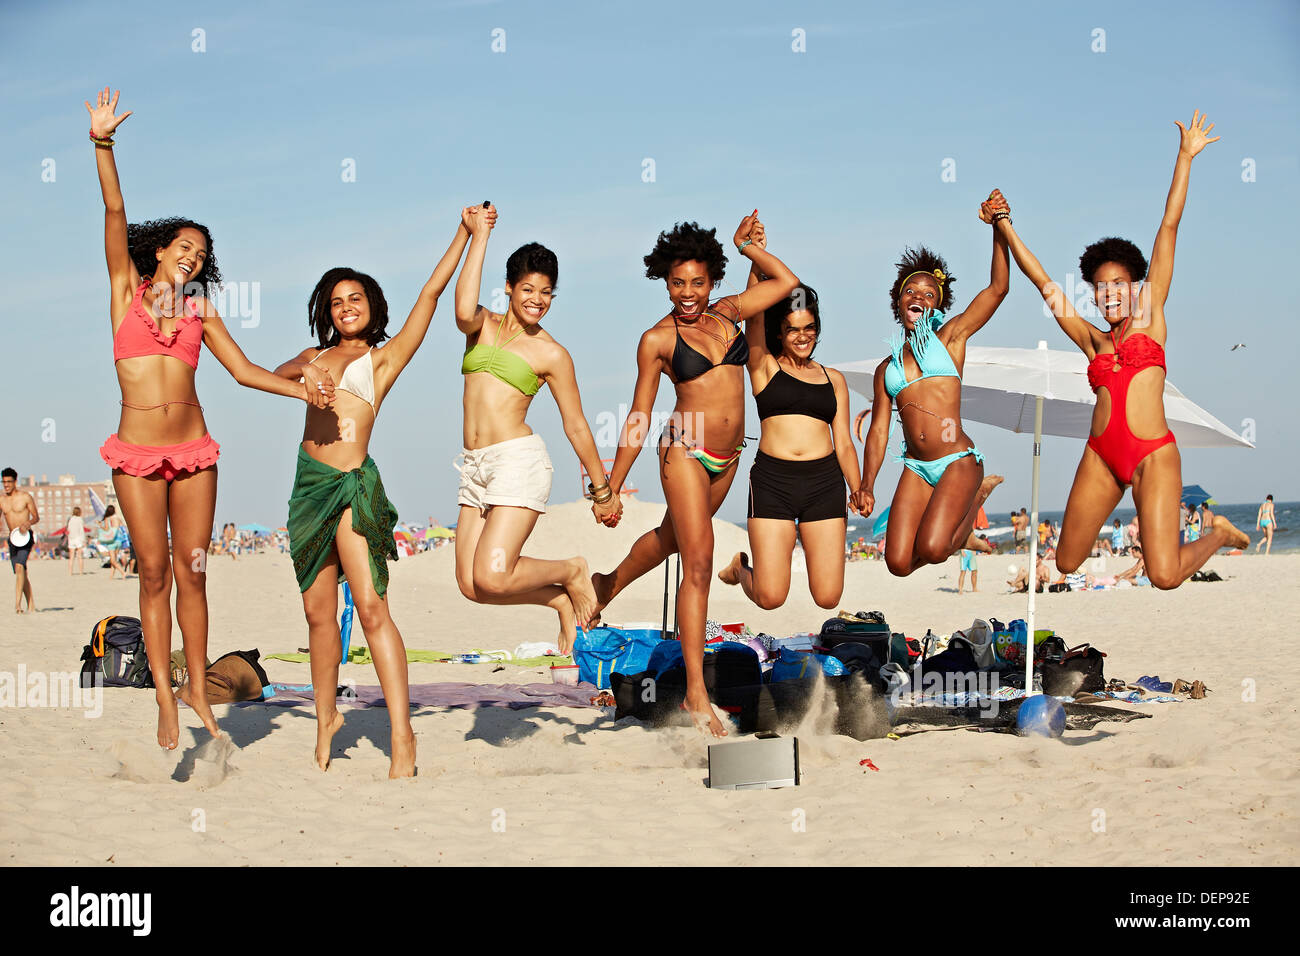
[
  {"x1": 1177, "y1": 109, "x2": 1219, "y2": 158},
  {"x1": 84, "y1": 87, "x2": 132, "y2": 139}
]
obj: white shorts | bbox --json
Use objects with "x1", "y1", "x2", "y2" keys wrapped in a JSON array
[{"x1": 457, "y1": 433, "x2": 553, "y2": 514}]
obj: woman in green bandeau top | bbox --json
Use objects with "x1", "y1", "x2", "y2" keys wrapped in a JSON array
[{"x1": 453, "y1": 203, "x2": 619, "y2": 654}]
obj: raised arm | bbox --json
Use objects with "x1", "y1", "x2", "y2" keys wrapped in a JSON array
[
  {"x1": 199, "y1": 301, "x2": 322, "y2": 405},
  {"x1": 607, "y1": 329, "x2": 665, "y2": 496},
  {"x1": 454, "y1": 203, "x2": 498, "y2": 336},
  {"x1": 731, "y1": 211, "x2": 799, "y2": 319},
  {"x1": 544, "y1": 345, "x2": 623, "y2": 525},
  {"x1": 991, "y1": 191, "x2": 1100, "y2": 356},
  {"x1": 741, "y1": 222, "x2": 776, "y2": 379},
  {"x1": 86, "y1": 88, "x2": 138, "y2": 313},
  {"x1": 827, "y1": 369, "x2": 863, "y2": 514},
  {"x1": 853, "y1": 362, "x2": 893, "y2": 517},
  {"x1": 943, "y1": 198, "x2": 1009, "y2": 343},
  {"x1": 376, "y1": 212, "x2": 475, "y2": 382},
  {"x1": 1143, "y1": 111, "x2": 1218, "y2": 341}
]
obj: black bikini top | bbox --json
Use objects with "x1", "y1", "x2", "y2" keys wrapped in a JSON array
[
  {"x1": 670, "y1": 300, "x2": 748, "y2": 382},
  {"x1": 756, "y1": 365, "x2": 836, "y2": 423}
]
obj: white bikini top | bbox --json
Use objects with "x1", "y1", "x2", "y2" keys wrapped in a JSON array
[{"x1": 314, "y1": 346, "x2": 376, "y2": 411}]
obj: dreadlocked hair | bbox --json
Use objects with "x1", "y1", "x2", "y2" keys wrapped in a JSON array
[
  {"x1": 1078, "y1": 237, "x2": 1147, "y2": 285},
  {"x1": 127, "y1": 218, "x2": 222, "y2": 295},
  {"x1": 643, "y1": 221, "x2": 727, "y2": 285},
  {"x1": 890, "y1": 246, "x2": 954, "y2": 320},
  {"x1": 307, "y1": 267, "x2": 391, "y2": 348}
]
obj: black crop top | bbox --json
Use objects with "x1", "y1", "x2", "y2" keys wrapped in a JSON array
[{"x1": 755, "y1": 366, "x2": 836, "y2": 423}]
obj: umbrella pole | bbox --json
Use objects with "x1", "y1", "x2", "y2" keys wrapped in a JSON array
[{"x1": 1025, "y1": 348, "x2": 1046, "y2": 697}]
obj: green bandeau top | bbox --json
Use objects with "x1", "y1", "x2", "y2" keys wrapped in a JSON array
[{"x1": 461, "y1": 317, "x2": 542, "y2": 396}]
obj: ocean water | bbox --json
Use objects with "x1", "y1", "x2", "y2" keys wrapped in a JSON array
[{"x1": 844, "y1": 501, "x2": 1297, "y2": 554}]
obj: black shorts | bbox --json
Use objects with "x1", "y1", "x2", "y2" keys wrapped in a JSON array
[
  {"x1": 747, "y1": 451, "x2": 846, "y2": 523},
  {"x1": 10, "y1": 541, "x2": 32, "y2": 571}
]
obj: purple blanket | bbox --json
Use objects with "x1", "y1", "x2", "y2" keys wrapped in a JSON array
[{"x1": 246, "y1": 681, "x2": 600, "y2": 711}]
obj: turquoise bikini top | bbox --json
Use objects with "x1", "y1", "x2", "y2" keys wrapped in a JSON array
[{"x1": 883, "y1": 310, "x2": 959, "y2": 399}]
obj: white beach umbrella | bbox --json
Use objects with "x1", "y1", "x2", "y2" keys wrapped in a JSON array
[{"x1": 834, "y1": 340, "x2": 1253, "y2": 696}]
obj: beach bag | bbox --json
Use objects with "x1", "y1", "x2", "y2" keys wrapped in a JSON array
[
  {"x1": 573, "y1": 626, "x2": 664, "y2": 690},
  {"x1": 79, "y1": 615, "x2": 152, "y2": 688},
  {"x1": 1040, "y1": 644, "x2": 1106, "y2": 696},
  {"x1": 770, "y1": 648, "x2": 847, "y2": 682},
  {"x1": 202, "y1": 650, "x2": 271, "y2": 703}
]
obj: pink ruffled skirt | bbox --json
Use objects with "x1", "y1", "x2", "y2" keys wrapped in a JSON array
[{"x1": 100, "y1": 432, "x2": 221, "y2": 482}]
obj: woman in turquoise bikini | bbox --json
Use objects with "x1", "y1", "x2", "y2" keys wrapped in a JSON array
[
  {"x1": 1256, "y1": 495, "x2": 1275, "y2": 554},
  {"x1": 856, "y1": 197, "x2": 1008, "y2": 577}
]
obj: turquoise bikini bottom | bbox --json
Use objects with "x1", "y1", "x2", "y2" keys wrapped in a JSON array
[{"x1": 900, "y1": 445, "x2": 984, "y2": 487}]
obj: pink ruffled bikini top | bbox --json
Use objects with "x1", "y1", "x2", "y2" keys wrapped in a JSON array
[{"x1": 113, "y1": 278, "x2": 204, "y2": 370}]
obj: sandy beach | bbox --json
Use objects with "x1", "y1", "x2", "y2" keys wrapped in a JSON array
[{"x1": 2, "y1": 497, "x2": 1296, "y2": 866}]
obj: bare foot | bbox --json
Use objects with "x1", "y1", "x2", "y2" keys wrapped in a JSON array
[
  {"x1": 555, "y1": 593, "x2": 577, "y2": 655},
  {"x1": 683, "y1": 690, "x2": 728, "y2": 738},
  {"x1": 315, "y1": 707, "x2": 344, "y2": 771},
  {"x1": 717, "y1": 552, "x2": 748, "y2": 586},
  {"x1": 563, "y1": 557, "x2": 598, "y2": 626},
  {"x1": 964, "y1": 532, "x2": 994, "y2": 554},
  {"x1": 1214, "y1": 517, "x2": 1250, "y2": 551},
  {"x1": 977, "y1": 474, "x2": 1004, "y2": 503},
  {"x1": 177, "y1": 681, "x2": 222, "y2": 739},
  {"x1": 156, "y1": 691, "x2": 180, "y2": 750},
  {"x1": 590, "y1": 570, "x2": 614, "y2": 620},
  {"x1": 389, "y1": 728, "x2": 416, "y2": 779}
]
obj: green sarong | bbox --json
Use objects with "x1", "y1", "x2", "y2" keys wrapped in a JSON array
[{"x1": 287, "y1": 447, "x2": 400, "y2": 597}]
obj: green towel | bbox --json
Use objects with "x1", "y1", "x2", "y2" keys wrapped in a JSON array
[{"x1": 287, "y1": 446, "x2": 399, "y2": 597}]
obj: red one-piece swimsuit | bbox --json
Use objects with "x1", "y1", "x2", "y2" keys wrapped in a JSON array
[{"x1": 1085, "y1": 318, "x2": 1176, "y2": 485}]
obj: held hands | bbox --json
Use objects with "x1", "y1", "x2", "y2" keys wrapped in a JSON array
[
  {"x1": 301, "y1": 363, "x2": 336, "y2": 408},
  {"x1": 84, "y1": 87, "x2": 132, "y2": 139},
  {"x1": 592, "y1": 493, "x2": 622, "y2": 527},
  {"x1": 733, "y1": 210, "x2": 763, "y2": 251},
  {"x1": 1176, "y1": 109, "x2": 1219, "y2": 158},
  {"x1": 462, "y1": 203, "x2": 498, "y2": 236},
  {"x1": 850, "y1": 487, "x2": 874, "y2": 516},
  {"x1": 980, "y1": 189, "x2": 1010, "y2": 224}
]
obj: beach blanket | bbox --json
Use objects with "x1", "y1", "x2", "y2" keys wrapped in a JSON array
[
  {"x1": 247, "y1": 681, "x2": 599, "y2": 710},
  {"x1": 287, "y1": 447, "x2": 399, "y2": 597}
]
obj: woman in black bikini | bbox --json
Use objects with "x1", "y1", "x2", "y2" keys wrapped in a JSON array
[
  {"x1": 718, "y1": 226, "x2": 862, "y2": 609},
  {"x1": 592, "y1": 212, "x2": 798, "y2": 737}
]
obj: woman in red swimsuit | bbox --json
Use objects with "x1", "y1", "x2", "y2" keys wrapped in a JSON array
[
  {"x1": 991, "y1": 111, "x2": 1250, "y2": 588},
  {"x1": 592, "y1": 212, "x2": 799, "y2": 737},
  {"x1": 88, "y1": 89, "x2": 331, "y2": 750}
]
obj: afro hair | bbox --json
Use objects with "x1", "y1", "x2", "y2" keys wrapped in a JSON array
[
  {"x1": 1078, "y1": 237, "x2": 1148, "y2": 285},
  {"x1": 643, "y1": 221, "x2": 727, "y2": 285},
  {"x1": 890, "y1": 246, "x2": 954, "y2": 320},
  {"x1": 127, "y1": 218, "x2": 222, "y2": 295}
]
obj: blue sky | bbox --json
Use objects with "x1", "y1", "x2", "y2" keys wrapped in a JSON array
[{"x1": 2, "y1": 0, "x2": 1296, "y2": 526}]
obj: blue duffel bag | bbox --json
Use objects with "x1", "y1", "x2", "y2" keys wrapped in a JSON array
[
  {"x1": 769, "y1": 647, "x2": 846, "y2": 682},
  {"x1": 572, "y1": 626, "x2": 665, "y2": 689}
]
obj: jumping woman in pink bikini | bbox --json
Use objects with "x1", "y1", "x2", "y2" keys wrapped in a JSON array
[{"x1": 88, "y1": 88, "x2": 332, "y2": 750}]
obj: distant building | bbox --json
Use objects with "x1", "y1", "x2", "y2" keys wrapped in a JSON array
[{"x1": 22, "y1": 474, "x2": 114, "y2": 527}]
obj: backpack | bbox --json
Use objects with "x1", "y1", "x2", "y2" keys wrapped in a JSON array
[
  {"x1": 1040, "y1": 644, "x2": 1106, "y2": 697},
  {"x1": 79, "y1": 615, "x2": 153, "y2": 688}
]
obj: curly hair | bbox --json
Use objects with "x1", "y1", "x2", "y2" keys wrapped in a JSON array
[
  {"x1": 643, "y1": 221, "x2": 727, "y2": 285},
  {"x1": 506, "y1": 243, "x2": 558, "y2": 288},
  {"x1": 1078, "y1": 237, "x2": 1148, "y2": 285},
  {"x1": 765, "y1": 284, "x2": 821, "y2": 359},
  {"x1": 890, "y1": 246, "x2": 954, "y2": 320},
  {"x1": 126, "y1": 218, "x2": 222, "y2": 295},
  {"x1": 307, "y1": 267, "x2": 390, "y2": 348}
]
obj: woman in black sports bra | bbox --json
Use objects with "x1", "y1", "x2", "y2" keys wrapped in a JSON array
[
  {"x1": 717, "y1": 237, "x2": 862, "y2": 609},
  {"x1": 593, "y1": 212, "x2": 799, "y2": 738}
]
